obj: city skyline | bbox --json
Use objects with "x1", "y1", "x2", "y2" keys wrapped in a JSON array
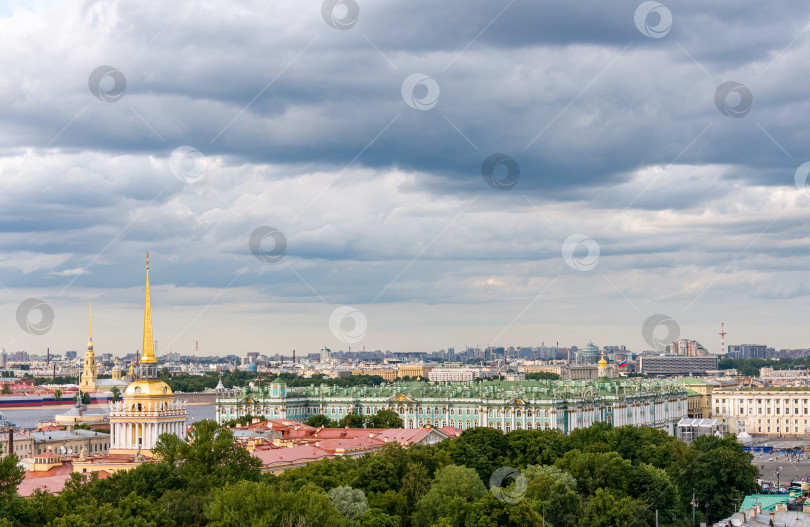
[{"x1": 3, "y1": 1, "x2": 810, "y2": 356}]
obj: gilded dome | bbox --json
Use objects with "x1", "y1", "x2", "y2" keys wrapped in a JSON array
[{"x1": 124, "y1": 379, "x2": 173, "y2": 397}]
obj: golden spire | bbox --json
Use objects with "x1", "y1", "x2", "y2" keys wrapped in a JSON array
[
  {"x1": 141, "y1": 252, "x2": 157, "y2": 364},
  {"x1": 86, "y1": 298, "x2": 94, "y2": 352},
  {"x1": 598, "y1": 350, "x2": 607, "y2": 368}
]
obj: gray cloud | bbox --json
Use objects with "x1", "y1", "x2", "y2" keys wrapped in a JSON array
[{"x1": 2, "y1": 0, "x2": 810, "y2": 355}]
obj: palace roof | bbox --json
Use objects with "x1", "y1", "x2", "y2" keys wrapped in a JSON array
[{"x1": 228, "y1": 378, "x2": 684, "y2": 402}]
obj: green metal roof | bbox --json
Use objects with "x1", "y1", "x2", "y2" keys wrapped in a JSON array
[
  {"x1": 672, "y1": 378, "x2": 709, "y2": 386},
  {"x1": 739, "y1": 494, "x2": 788, "y2": 512},
  {"x1": 238, "y1": 378, "x2": 685, "y2": 401}
]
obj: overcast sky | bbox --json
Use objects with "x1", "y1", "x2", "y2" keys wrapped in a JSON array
[{"x1": 2, "y1": 0, "x2": 810, "y2": 359}]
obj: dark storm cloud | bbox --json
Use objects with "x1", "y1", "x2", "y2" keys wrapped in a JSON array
[{"x1": 1, "y1": 0, "x2": 807, "y2": 202}]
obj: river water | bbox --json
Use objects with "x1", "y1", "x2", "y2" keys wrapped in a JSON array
[{"x1": 0, "y1": 404, "x2": 216, "y2": 429}]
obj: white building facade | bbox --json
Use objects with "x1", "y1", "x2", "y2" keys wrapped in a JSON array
[{"x1": 713, "y1": 388, "x2": 810, "y2": 436}]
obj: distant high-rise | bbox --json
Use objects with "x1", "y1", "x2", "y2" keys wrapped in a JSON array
[
  {"x1": 727, "y1": 344, "x2": 767, "y2": 359},
  {"x1": 669, "y1": 339, "x2": 707, "y2": 357},
  {"x1": 576, "y1": 341, "x2": 600, "y2": 365}
]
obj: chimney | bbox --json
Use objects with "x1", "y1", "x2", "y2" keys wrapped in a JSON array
[{"x1": 293, "y1": 350, "x2": 296, "y2": 363}]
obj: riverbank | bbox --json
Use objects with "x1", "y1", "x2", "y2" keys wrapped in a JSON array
[{"x1": 1, "y1": 404, "x2": 216, "y2": 429}]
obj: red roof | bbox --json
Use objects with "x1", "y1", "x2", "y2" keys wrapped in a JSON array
[
  {"x1": 313, "y1": 428, "x2": 383, "y2": 439},
  {"x1": 374, "y1": 428, "x2": 444, "y2": 444},
  {"x1": 19, "y1": 462, "x2": 74, "y2": 497},
  {"x1": 251, "y1": 445, "x2": 332, "y2": 467},
  {"x1": 18, "y1": 474, "x2": 71, "y2": 496},
  {"x1": 35, "y1": 452, "x2": 61, "y2": 459},
  {"x1": 316, "y1": 436, "x2": 385, "y2": 454},
  {"x1": 24, "y1": 463, "x2": 72, "y2": 480},
  {"x1": 437, "y1": 426, "x2": 463, "y2": 438}
]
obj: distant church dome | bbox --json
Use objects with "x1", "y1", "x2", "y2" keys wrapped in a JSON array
[{"x1": 246, "y1": 362, "x2": 258, "y2": 373}]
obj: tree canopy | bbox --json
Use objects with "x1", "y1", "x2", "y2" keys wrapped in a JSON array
[{"x1": 0, "y1": 420, "x2": 756, "y2": 527}]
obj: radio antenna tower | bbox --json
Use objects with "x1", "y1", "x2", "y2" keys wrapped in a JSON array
[
  {"x1": 195, "y1": 340, "x2": 199, "y2": 364},
  {"x1": 718, "y1": 323, "x2": 727, "y2": 356}
]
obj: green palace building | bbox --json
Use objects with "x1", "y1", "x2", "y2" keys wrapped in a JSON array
[{"x1": 216, "y1": 378, "x2": 688, "y2": 435}]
